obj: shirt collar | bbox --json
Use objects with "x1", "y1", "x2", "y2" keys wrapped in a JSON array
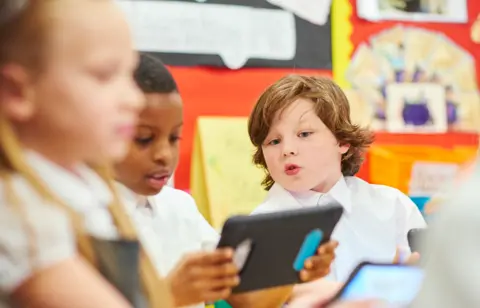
[
  {"x1": 114, "y1": 182, "x2": 155, "y2": 215},
  {"x1": 265, "y1": 177, "x2": 352, "y2": 214},
  {"x1": 327, "y1": 177, "x2": 352, "y2": 213},
  {"x1": 25, "y1": 150, "x2": 112, "y2": 211}
]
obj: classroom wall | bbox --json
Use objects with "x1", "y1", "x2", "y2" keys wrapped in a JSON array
[
  {"x1": 166, "y1": 0, "x2": 480, "y2": 192},
  {"x1": 170, "y1": 67, "x2": 330, "y2": 191}
]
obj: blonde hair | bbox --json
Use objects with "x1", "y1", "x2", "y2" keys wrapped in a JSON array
[
  {"x1": 248, "y1": 75, "x2": 375, "y2": 190},
  {"x1": 0, "y1": 1, "x2": 172, "y2": 306}
]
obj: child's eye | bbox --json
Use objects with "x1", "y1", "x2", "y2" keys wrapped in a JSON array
[
  {"x1": 267, "y1": 139, "x2": 280, "y2": 146},
  {"x1": 298, "y1": 131, "x2": 313, "y2": 138},
  {"x1": 169, "y1": 135, "x2": 182, "y2": 144},
  {"x1": 135, "y1": 136, "x2": 153, "y2": 146}
]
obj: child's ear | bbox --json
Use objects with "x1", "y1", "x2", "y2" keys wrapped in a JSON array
[
  {"x1": 0, "y1": 64, "x2": 36, "y2": 122},
  {"x1": 339, "y1": 143, "x2": 350, "y2": 155}
]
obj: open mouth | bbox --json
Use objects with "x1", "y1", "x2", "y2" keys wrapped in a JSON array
[
  {"x1": 145, "y1": 173, "x2": 170, "y2": 189},
  {"x1": 284, "y1": 164, "x2": 301, "y2": 175}
]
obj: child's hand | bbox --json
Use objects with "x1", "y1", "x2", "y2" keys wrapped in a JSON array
[
  {"x1": 300, "y1": 240, "x2": 339, "y2": 282},
  {"x1": 393, "y1": 246, "x2": 420, "y2": 265},
  {"x1": 166, "y1": 248, "x2": 240, "y2": 307}
]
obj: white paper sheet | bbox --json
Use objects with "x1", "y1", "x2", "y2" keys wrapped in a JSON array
[
  {"x1": 117, "y1": 0, "x2": 296, "y2": 70},
  {"x1": 357, "y1": 0, "x2": 467, "y2": 24},
  {"x1": 266, "y1": 0, "x2": 332, "y2": 26},
  {"x1": 409, "y1": 162, "x2": 458, "y2": 196}
]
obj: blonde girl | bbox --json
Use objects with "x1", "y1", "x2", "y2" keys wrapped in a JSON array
[{"x1": 0, "y1": 1, "x2": 172, "y2": 307}]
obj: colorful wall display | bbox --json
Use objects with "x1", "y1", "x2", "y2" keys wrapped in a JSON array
[
  {"x1": 119, "y1": 0, "x2": 480, "y2": 193},
  {"x1": 119, "y1": 0, "x2": 334, "y2": 190},
  {"x1": 331, "y1": 0, "x2": 480, "y2": 132}
]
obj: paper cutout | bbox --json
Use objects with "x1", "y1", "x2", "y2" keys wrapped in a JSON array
[
  {"x1": 471, "y1": 14, "x2": 480, "y2": 43},
  {"x1": 331, "y1": 0, "x2": 354, "y2": 89},
  {"x1": 357, "y1": 0, "x2": 467, "y2": 23},
  {"x1": 386, "y1": 83, "x2": 447, "y2": 133},
  {"x1": 266, "y1": 0, "x2": 332, "y2": 26},
  {"x1": 344, "y1": 25, "x2": 480, "y2": 132},
  {"x1": 403, "y1": 28, "x2": 442, "y2": 74},
  {"x1": 190, "y1": 117, "x2": 267, "y2": 229},
  {"x1": 409, "y1": 162, "x2": 458, "y2": 196},
  {"x1": 118, "y1": 0, "x2": 296, "y2": 70},
  {"x1": 344, "y1": 89, "x2": 375, "y2": 127}
]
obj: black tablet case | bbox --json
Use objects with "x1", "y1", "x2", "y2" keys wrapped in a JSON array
[
  {"x1": 407, "y1": 228, "x2": 428, "y2": 257},
  {"x1": 217, "y1": 204, "x2": 343, "y2": 293}
]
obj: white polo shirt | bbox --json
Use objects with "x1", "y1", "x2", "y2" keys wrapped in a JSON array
[
  {"x1": 0, "y1": 151, "x2": 119, "y2": 307},
  {"x1": 252, "y1": 176, "x2": 426, "y2": 282},
  {"x1": 120, "y1": 185, "x2": 220, "y2": 308}
]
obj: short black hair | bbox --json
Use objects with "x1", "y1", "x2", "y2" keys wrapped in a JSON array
[{"x1": 134, "y1": 52, "x2": 178, "y2": 93}]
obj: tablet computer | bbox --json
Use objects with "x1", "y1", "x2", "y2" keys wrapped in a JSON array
[
  {"x1": 217, "y1": 204, "x2": 343, "y2": 293},
  {"x1": 407, "y1": 228, "x2": 427, "y2": 254},
  {"x1": 326, "y1": 262, "x2": 424, "y2": 307}
]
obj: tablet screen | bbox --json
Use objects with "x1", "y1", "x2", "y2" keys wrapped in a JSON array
[{"x1": 339, "y1": 264, "x2": 424, "y2": 307}]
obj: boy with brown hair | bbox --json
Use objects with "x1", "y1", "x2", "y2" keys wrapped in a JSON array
[{"x1": 248, "y1": 75, "x2": 426, "y2": 282}]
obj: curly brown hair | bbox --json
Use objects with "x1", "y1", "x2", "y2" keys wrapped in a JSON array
[{"x1": 248, "y1": 74, "x2": 375, "y2": 190}]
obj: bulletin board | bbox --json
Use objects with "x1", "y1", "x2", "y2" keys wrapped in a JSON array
[
  {"x1": 119, "y1": 0, "x2": 334, "y2": 191},
  {"x1": 119, "y1": 0, "x2": 332, "y2": 70},
  {"x1": 331, "y1": 0, "x2": 480, "y2": 133}
]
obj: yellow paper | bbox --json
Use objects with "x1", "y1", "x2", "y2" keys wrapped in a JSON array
[
  {"x1": 344, "y1": 89, "x2": 374, "y2": 127},
  {"x1": 191, "y1": 129, "x2": 211, "y2": 223},
  {"x1": 403, "y1": 28, "x2": 441, "y2": 74},
  {"x1": 331, "y1": 0, "x2": 354, "y2": 88},
  {"x1": 370, "y1": 25, "x2": 406, "y2": 51},
  {"x1": 456, "y1": 91, "x2": 480, "y2": 131},
  {"x1": 190, "y1": 117, "x2": 268, "y2": 230},
  {"x1": 426, "y1": 36, "x2": 471, "y2": 72},
  {"x1": 438, "y1": 59, "x2": 477, "y2": 92},
  {"x1": 471, "y1": 14, "x2": 480, "y2": 43}
]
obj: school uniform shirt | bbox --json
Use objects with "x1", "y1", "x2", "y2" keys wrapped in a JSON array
[
  {"x1": 252, "y1": 176, "x2": 426, "y2": 282},
  {"x1": 118, "y1": 184, "x2": 220, "y2": 308},
  {"x1": 0, "y1": 151, "x2": 119, "y2": 307}
]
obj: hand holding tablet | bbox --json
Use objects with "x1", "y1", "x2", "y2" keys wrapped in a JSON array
[
  {"x1": 217, "y1": 204, "x2": 344, "y2": 293},
  {"x1": 325, "y1": 262, "x2": 424, "y2": 307}
]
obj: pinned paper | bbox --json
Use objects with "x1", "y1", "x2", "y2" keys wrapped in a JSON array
[
  {"x1": 190, "y1": 117, "x2": 267, "y2": 229},
  {"x1": 267, "y1": 0, "x2": 332, "y2": 26},
  {"x1": 471, "y1": 14, "x2": 480, "y2": 43},
  {"x1": 356, "y1": 0, "x2": 468, "y2": 23},
  {"x1": 118, "y1": 0, "x2": 296, "y2": 70},
  {"x1": 408, "y1": 162, "x2": 459, "y2": 196}
]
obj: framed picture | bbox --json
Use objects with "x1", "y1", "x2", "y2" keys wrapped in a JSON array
[{"x1": 385, "y1": 83, "x2": 447, "y2": 132}]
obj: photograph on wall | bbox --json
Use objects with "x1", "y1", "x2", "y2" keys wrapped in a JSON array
[
  {"x1": 344, "y1": 25, "x2": 480, "y2": 132},
  {"x1": 117, "y1": 0, "x2": 332, "y2": 70},
  {"x1": 385, "y1": 83, "x2": 446, "y2": 133},
  {"x1": 357, "y1": 0, "x2": 468, "y2": 23}
]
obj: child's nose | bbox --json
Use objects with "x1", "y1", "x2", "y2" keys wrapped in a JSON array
[
  {"x1": 152, "y1": 143, "x2": 173, "y2": 164},
  {"x1": 283, "y1": 150, "x2": 297, "y2": 157},
  {"x1": 282, "y1": 141, "x2": 298, "y2": 157}
]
